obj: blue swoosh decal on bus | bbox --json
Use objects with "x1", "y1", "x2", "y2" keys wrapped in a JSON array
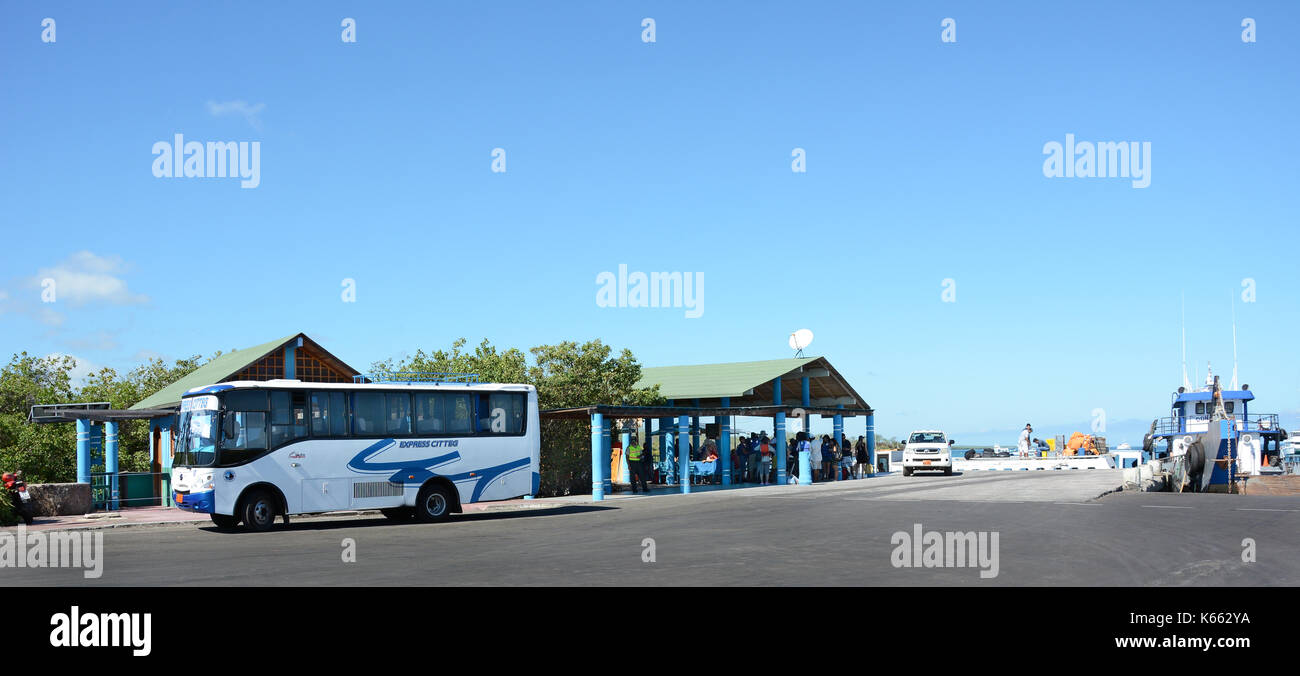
[
  {"x1": 347, "y1": 438, "x2": 530, "y2": 501},
  {"x1": 347, "y1": 438, "x2": 461, "y2": 474},
  {"x1": 444, "y1": 457, "x2": 533, "y2": 502}
]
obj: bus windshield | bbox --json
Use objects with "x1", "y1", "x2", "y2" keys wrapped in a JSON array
[{"x1": 175, "y1": 396, "x2": 220, "y2": 466}]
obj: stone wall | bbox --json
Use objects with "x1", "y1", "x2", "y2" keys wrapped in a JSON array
[{"x1": 28, "y1": 483, "x2": 92, "y2": 516}]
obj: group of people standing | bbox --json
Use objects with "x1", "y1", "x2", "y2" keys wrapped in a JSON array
[
  {"x1": 621, "y1": 429, "x2": 874, "y2": 493},
  {"x1": 790, "y1": 431, "x2": 872, "y2": 482}
]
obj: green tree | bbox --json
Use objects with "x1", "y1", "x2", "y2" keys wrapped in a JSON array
[{"x1": 0, "y1": 353, "x2": 78, "y2": 482}]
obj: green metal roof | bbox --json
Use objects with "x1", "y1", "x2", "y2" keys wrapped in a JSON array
[
  {"x1": 128, "y1": 334, "x2": 300, "y2": 411},
  {"x1": 635, "y1": 357, "x2": 823, "y2": 400}
]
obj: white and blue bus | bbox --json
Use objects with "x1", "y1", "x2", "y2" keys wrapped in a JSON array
[{"x1": 169, "y1": 376, "x2": 540, "y2": 531}]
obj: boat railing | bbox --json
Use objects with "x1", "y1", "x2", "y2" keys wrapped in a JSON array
[
  {"x1": 1153, "y1": 413, "x2": 1281, "y2": 436},
  {"x1": 1241, "y1": 413, "x2": 1281, "y2": 432}
]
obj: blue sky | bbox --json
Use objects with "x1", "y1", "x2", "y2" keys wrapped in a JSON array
[{"x1": 2, "y1": 2, "x2": 1297, "y2": 444}]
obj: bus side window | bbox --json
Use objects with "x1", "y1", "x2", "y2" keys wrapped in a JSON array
[
  {"x1": 446, "y1": 394, "x2": 472, "y2": 435},
  {"x1": 414, "y1": 393, "x2": 445, "y2": 435},
  {"x1": 352, "y1": 392, "x2": 385, "y2": 435},
  {"x1": 271, "y1": 391, "x2": 308, "y2": 447},
  {"x1": 331, "y1": 392, "x2": 348, "y2": 436},
  {"x1": 387, "y1": 393, "x2": 411, "y2": 435},
  {"x1": 481, "y1": 392, "x2": 524, "y2": 434},
  {"x1": 311, "y1": 392, "x2": 350, "y2": 437}
]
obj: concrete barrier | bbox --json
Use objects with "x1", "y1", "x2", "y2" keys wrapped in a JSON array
[{"x1": 28, "y1": 483, "x2": 93, "y2": 516}]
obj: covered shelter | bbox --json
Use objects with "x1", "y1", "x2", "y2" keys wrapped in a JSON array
[{"x1": 542, "y1": 356, "x2": 875, "y2": 500}]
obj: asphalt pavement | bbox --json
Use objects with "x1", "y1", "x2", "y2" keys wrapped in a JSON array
[{"x1": 4, "y1": 471, "x2": 1297, "y2": 586}]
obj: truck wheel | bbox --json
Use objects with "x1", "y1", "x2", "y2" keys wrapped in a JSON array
[
  {"x1": 902, "y1": 467, "x2": 913, "y2": 476},
  {"x1": 415, "y1": 483, "x2": 453, "y2": 523},
  {"x1": 240, "y1": 489, "x2": 279, "y2": 532},
  {"x1": 210, "y1": 513, "x2": 239, "y2": 530},
  {"x1": 943, "y1": 467, "x2": 953, "y2": 476}
]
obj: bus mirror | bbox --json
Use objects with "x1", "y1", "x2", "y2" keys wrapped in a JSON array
[{"x1": 223, "y1": 414, "x2": 236, "y2": 440}]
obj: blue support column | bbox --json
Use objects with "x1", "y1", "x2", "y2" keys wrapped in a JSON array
[
  {"x1": 775, "y1": 411, "x2": 786, "y2": 486},
  {"x1": 590, "y1": 413, "x2": 605, "y2": 501},
  {"x1": 662, "y1": 400, "x2": 675, "y2": 482},
  {"x1": 76, "y1": 418, "x2": 91, "y2": 485},
  {"x1": 105, "y1": 421, "x2": 120, "y2": 510},
  {"x1": 866, "y1": 411, "x2": 877, "y2": 476},
  {"x1": 601, "y1": 416, "x2": 612, "y2": 495},
  {"x1": 678, "y1": 415, "x2": 690, "y2": 494},
  {"x1": 720, "y1": 397, "x2": 732, "y2": 486},
  {"x1": 773, "y1": 377, "x2": 787, "y2": 486},
  {"x1": 660, "y1": 414, "x2": 674, "y2": 482},
  {"x1": 832, "y1": 407, "x2": 844, "y2": 482}
]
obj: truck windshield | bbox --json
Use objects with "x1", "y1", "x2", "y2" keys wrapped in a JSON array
[{"x1": 910, "y1": 432, "x2": 946, "y2": 444}]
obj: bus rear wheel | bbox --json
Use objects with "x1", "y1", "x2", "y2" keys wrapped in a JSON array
[
  {"x1": 210, "y1": 513, "x2": 239, "y2": 530},
  {"x1": 415, "y1": 484, "x2": 453, "y2": 523},
  {"x1": 240, "y1": 489, "x2": 279, "y2": 532}
]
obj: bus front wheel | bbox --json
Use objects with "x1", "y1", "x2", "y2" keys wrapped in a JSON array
[
  {"x1": 415, "y1": 484, "x2": 453, "y2": 523},
  {"x1": 241, "y1": 489, "x2": 279, "y2": 532}
]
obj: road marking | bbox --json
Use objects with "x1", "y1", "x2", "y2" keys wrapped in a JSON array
[
  {"x1": 1234, "y1": 508, "x2": 1300, "y2": 512},
  {"x1": 1141, "y1": 505, "x2": 1193, "y2": 509},
  {"x1": 1053, "y1": 502, "x2": 1099, "y2": 506}
]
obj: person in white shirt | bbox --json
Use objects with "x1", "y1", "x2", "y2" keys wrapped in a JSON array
[{"x1": 1018, "y1": 424, "x2": 1033, "y2": 458}]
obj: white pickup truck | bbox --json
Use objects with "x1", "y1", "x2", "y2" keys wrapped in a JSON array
[{"x1": 902, "y1": 430, "x2": 954, "y2": 476}]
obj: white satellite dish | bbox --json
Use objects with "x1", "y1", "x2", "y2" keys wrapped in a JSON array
[{"x1": 788, "y1": 329, "x2": 814, "y2": 357}]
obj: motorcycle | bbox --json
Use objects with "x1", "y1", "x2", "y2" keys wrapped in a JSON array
[{"x1": 2, "y1": 471, "x2": 35, "y2": 526}]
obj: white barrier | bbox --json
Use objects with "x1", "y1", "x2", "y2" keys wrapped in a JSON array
[{"x1": 952, "y1": 454, "x2": 1117, "y2": 472}]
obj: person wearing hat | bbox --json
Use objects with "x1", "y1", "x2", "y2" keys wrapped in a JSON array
[{"x1": 1018, "y1": 424, "x2": 1033, "y2": 458}]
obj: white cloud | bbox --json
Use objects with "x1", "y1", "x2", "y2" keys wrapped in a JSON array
[
  {"x1": 206, "y1": 100, "x2": 265, "y2": 129},
  {"x1": 34, "y1": 251, "x2": 149, "y2": 307}
]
